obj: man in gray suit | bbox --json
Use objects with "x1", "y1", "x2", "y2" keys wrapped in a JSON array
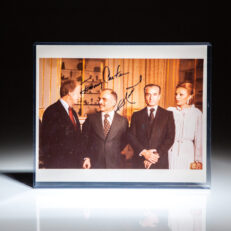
[{"x1": 82, "y1": 89, "x2": 128, "y2": 169}]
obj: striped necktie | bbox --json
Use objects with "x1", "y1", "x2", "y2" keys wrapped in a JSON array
[
  {"x1": 103, "y1": 114, "x2": 110, "y2": 136},
  {"x1": 149, "y1": 108, "x2": 155, "y2": 124}
]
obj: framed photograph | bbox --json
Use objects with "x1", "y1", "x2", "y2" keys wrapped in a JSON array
[{"x1": 34, "y1": 43, "x2": 211, "y2": 188}]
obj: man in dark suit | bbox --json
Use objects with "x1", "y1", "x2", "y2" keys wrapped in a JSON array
[
  {"x1": 82, "y1": 89, "x2": 128, "y2": 169},
  {"x1": 41, "y1": 80, "x2": 82, "y2": 168},
  {"x1": 129, "y1": 84, "x2": 175, "y2": 169}
]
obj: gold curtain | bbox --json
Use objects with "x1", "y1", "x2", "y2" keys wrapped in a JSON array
[
  {"x1": 39, "y1": 58, "x2": 62, "y2": 120},
  {"x1": 104, "y1": 59, "x2": 180, "y2": 122},
  {"x1": 38, "y1": 58, "x2": 180, "y2": 122}
]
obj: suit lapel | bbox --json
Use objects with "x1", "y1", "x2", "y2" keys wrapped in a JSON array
[
  {"x1": 149, "y1": 106, "x2": 163, "y2": 141},
  {"x1": 142, "y1": 107, "x2": 150, "y2": 138},
  {"x1": 57, "y1": 101, "x2": 71, "y2": 124},
  {"x1": 73, "y1": 109, "x2": 81, "y2": 130},
  {"x1": 105, "y1": 112, "x2": 120, "y2": 141},
  {"x1": 57, "y1": 100, "x2": 79, "y2": 130},
  {"x1": 72, "y1": 109, "x2": 80, "y2": 124},
  {"x1": 94, "y1": 112, "x2": 105, "y2": 140}
]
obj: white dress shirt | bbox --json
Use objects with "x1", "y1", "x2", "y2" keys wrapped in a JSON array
[
  {"x1": 60, "y1": 99, "x2": 76, "y2": 122},
  {"x1": 60, "y1": 98, "x2": 69, "y2": 115},
  {"x1": 101, "y1": 110, "x2": 115, "y2": 126}
]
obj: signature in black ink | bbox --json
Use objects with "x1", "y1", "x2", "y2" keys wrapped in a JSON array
[
  {"x1": 103, "y1": 65, "x2": 129, "y2": 82},
  {"x1": 116, "y1": 75, "x2": 142, "y2": 112},
  {"x1": 81, "y1": 75, "x2": 92, "y2": 84},
  {"x1": 80, "y1": 73, "x2": 105, "y2": 94},
  {"x1": 80, "y1": 65, "x2": 129, "y2": 94},
  {"x1": 80, "y1": 81, "x2": 104, "y2": 94}
]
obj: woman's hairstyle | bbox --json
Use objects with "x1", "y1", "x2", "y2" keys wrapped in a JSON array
[{"x1": 176, "y1": 81, "x2": 194, "y2": 105}]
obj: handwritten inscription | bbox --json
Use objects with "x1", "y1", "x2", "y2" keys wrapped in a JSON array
[
  {"x1": 81, "y1": 81, "x2": 104, "y2": 94},
  {"x1": 116, "y1": 75, "x2": 142, "y2": 112},
  {"x1": 80, "y1": 65, "x2": 129, "y2": 94},
  {"x1": 102, "y1": 65, "x2": 129, "y2": 82},
  {"x1": 80, "y1": 65, "x2": 142, "y2": 112}
]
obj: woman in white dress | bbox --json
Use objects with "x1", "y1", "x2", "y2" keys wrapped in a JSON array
[{"x1": 168, "y1": 82, "x2": 203, "y2": 169}]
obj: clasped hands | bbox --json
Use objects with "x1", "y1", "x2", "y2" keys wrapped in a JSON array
[
  {"x1": 83, "y1": 158, "x2": 91, "y2": 169},
  {"x1": 141, "y1": 149, "x2": 160, "y2": 169},
  {"x1": 82, "y1": 149, "x2": 159, "y2": 169}
]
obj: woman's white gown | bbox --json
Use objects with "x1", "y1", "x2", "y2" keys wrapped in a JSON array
[{"x1": 167, "y1": 105, "x2": 203, "y2": 169}]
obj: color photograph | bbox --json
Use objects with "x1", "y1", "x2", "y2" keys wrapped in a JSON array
[{"x1": 34, "y1": 44, "x2": 210, "y2": 187}]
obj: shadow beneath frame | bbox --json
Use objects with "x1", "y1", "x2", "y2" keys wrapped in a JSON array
[{"x1": 3, "y1": 173, "x2": 33, "y2": 188}]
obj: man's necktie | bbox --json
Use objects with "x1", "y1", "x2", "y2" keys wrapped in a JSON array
[
  {"x1": 148, "y1": 108, "x2": 155, "y2": 138},
  {"x1": 68, "y1": 107, "x2": 77, "y2": 129},
  {"x1": 149, "y1": 108, "x2": 155, "y2": 124},
  {"x1": 104, "y1": 114, "x2": 110, "y2": 137}
]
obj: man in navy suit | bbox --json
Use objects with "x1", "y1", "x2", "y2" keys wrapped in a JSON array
[
  {"x1": 82, "y1": 89, "x2": 128, "y2": 169},
  {"x1": 41, "y1": 80, "x2": 82, "y2": 168},
  {"x1": 129, "y1": 84, "x2": 175, "y2": 169}
]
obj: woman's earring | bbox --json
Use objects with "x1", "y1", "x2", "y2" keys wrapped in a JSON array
[{"x1": 187, "y1": 96, "x2": 192, "y2": 105}]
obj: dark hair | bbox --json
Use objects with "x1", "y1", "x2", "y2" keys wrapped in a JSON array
[
  {"x1": 60, "y1": 80, "x2": 78, "y2": 97},
  {"x1": 176, "y1": 81, "x2": 194, "y2": 105},
  {"x1": 144, "y1": 84, "x2": 161, "y2": 94},
  {"x1": 101, "y1": 88, "x2": 118, "y2": 102}
]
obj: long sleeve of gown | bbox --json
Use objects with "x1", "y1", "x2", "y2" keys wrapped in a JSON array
[{"x1": 194, "y1": 110, "x2": 203, "y2": 163}]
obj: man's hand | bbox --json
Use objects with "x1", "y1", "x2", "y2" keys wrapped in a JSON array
[
  {"x1": 144, "y1": 160, "x2": 152, "y2": 169},
  {"x1": 141, "y1": 149, "x2": 160, "y2": 164},
  {"x1": 83, "y1": 158, "x2": 91, "y2": 169}
]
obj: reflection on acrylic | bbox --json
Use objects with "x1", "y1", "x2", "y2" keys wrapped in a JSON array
[
  {"x1": 35, "y1": 189, "x2": 207, "y2": 231},
  {"x1": 0, "y1": 174, "x2": 207, "y2": 231}
]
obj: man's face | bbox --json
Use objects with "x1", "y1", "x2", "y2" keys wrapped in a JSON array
[
  {"x1": 144, "y1": 86, "x2": 161, "y2": 107},
  {"x1": 99, "y1": 90, "x2": 116, "y2": 112},
  {"x1": 69, "y1": 85, "x2": 81, "y2": 104}
]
